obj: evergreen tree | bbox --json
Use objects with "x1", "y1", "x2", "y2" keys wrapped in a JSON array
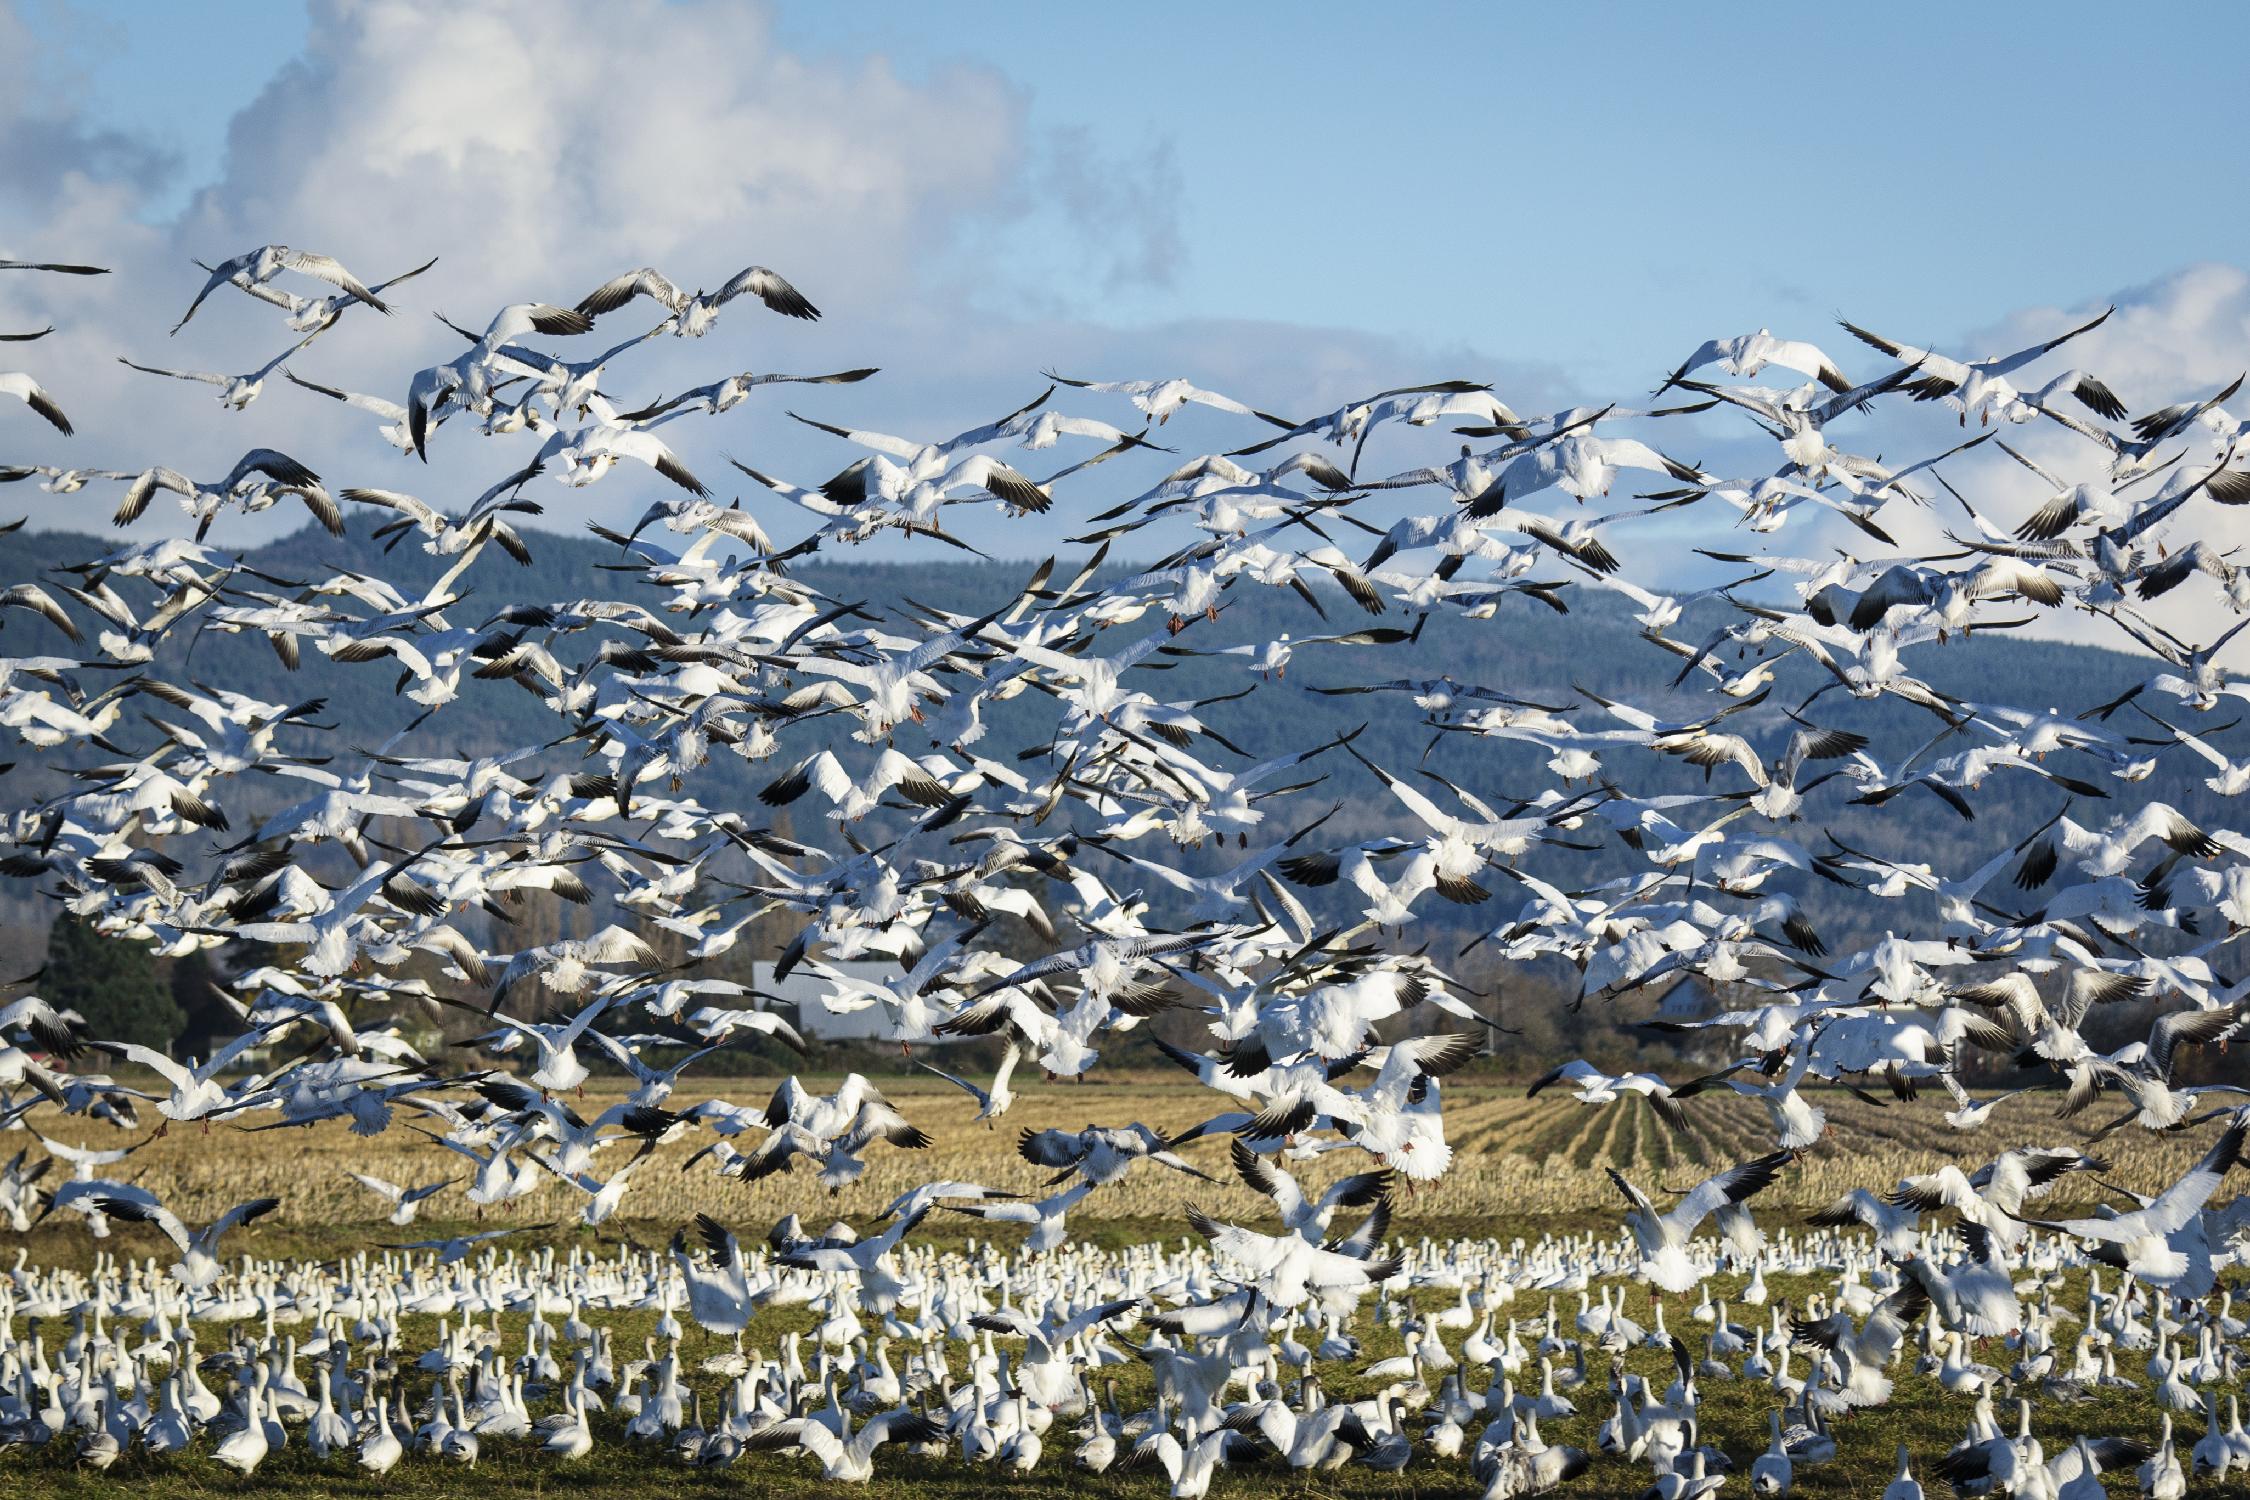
[
  {"x1": 167, "y1": 948, "x2": 235, "y2": 1058},
  {"x1": 40, "y1": 917, "x2": 183, "y2": 1051}
]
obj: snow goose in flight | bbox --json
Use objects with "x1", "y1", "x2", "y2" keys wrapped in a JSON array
[
  {"x1": 758, "y1": 745, "x2": 957, "y2": 822},
  {"x1": 0, "y1": 371, "x2": 71, "y2": 434},
  {"x1": 1527, "y1": 1059, "x2": 1691, "y2": 1132},
  {"x1": 402, "y1": 302, "x2": 591, "y2": 456},
  {"x1": 85, "y1": 1019, "x2": 291, "y2": 1127},
  {"x1": 786, "y1": 930, "x2": 991, "y2": 1047},
  {"x1": 441, "y1": 317, "x2": 667, "y2": 420},
  {"x1": 920, "y1": 1043, "x2": 1023, "y2": 1126},
  {"x1": 0, "y1": 256, "x2": 108, "y2": 274},
  {"x1": 941, "y1": 1179, "x2": 1091, "y2": 1252},
  {"x1": 93, "y1": 1189, "x2": 280, "y2": 1289},
  {"x1": 1949, "y1": 967, "x2": 2143, "y2": 1066},
  {"x1": 1839, "y1": 306, "x2": 2120, "y2": 424},
  {"x1": 1016, "y1": 1122, "x2": 1217, "y2": 1187},
  {"x1": 619, "y1": 365, "x2": 878, "y2": 423},
  {"x1": 341, "y1": 481, "x2": 541, "y2": 565},
  {"x1": 171, "y1": 244, "x2": 391, "y2": 335},
  {"x1": 575, "y1": 263, "x2": 820, "y2": 334},
  {"x1": 785, "y1": 414, "x2": 1058, "y2": 516},
  {"x1": 2014, "y1": 1111, "x2": 2246, "y2": 1298},
  {"x1": 1607, "y1": 1149, "x2": 1792, "y2": 1293},
  {"x1": 763, "y1": 1072, "x2": 929, "y2": 1149},
  {"x1": 1344, "y1": 744, "x2": 1576, "y2": 903},
  {"x1": 113, "y1": 447, "x2": 338, "y2": 538},
  {"x1": 526, "y1": 396, "x2": 710, "y2": 494},
  {"x1": 2119, "y1": 371, "x2": 2247, "y2": 449},
  {"x1": 1249, "y1": 1031, "x2": 1484, "y2": 1180},
  {"x1": 287, "y1": 370, "x2": 427, "y2": 452},
  {"x1": 1656, "y1": 329, "x2": 1854, "y2": 395},
  {"x1": 2064, "y1": 1000, "x2": 2250, "y2": 1131},
  {"x1": 2131, "y1": 704, "x2": 2250, "y2": 796},
  {"x1": 743, "y1": 1407, "x2": 949, "y2": 1483},
  {"x1": 964, "y1": 925, "x2": 1236, "y2": 1012},
  {"x1": 0, "y1": 994, "x2": 91, "y2": 1058},
  {"x1": 1454, "y1": 431, "x2": 1707, "y2": 511},
  {"x1": 760, "y1": 607, "x2": 1018, "y2": 740},
  {"x1": 345, "y1": 1170, "x2": 455, "y2": 1226},
  {"x1": 1043, "y1": 369, "x2": 1297, "y2": 428},
  {"x1": 482, "y1": 925, "x2": 658, "y2": 1010},
  {"x1": 1239, "y1": 381, "x2": 1534, "y2": 476},
  {"x1": 1227, "y1": 1136, "x2": 1391, "y2": 1243},
  {"x1": 117, "y1": 343, "x2": 296, "y2": 410},
  {"x1": 0, "y1": 582, "x2": 79, "y2": 642},
  {"x1": 1182, "y1": 1201, "x2": 1402, "y2": 1309},
  {"x1": 0, "y1": 1041, "x2": 71, "y2": 1108},
  {"x1": 0, "y1": 463, "x2": 134, "y2": 493},
  {"x1": 1675, "y1": 1029, "x2": 1834, "y2": 1148},
  {"x1": 1989, "y1": 439, "x2": 2129, "y2": 540},
  {"x1": 971, "y1": 1296, "x2": 1146, "y2": 1409},
  {"x1": 1663, "y1": 360, "x2": 1927, "y2": 474},
  {"x1": 286, "y1": 254, "x2": 436, "y2": 340},
  {"x1": 794, "y1": 392, "x2": 1165, "y2": 493}
]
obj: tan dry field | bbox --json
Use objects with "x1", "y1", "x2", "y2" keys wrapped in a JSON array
[{"x1": 36, "y1": 1071, "x2": 2205, "y2": 1251}]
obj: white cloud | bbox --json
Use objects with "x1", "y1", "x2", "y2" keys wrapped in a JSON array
[{"x1": 0, "y1": 0, "x2": 1570, "y2": 553}]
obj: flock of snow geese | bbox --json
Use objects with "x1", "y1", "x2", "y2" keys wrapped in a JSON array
[{"x1": 2, "y1": 240, "x2": 2250, "y2": 1497}]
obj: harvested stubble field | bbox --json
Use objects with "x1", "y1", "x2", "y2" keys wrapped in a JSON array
[{"x1": 21, "y1": 1072, "x2": 2207, "y2": 1260}]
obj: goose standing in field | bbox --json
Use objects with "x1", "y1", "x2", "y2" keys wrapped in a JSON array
[{"x1": 1881, "y1": 1443, "x2": 1923, "y2": 1500}]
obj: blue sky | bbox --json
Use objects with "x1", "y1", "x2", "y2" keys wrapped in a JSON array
[
  {"x1": 25, "y1": 2, "x2": 2250, "y2": 388},
  {"x1": 5, "y1": 0, "x2": 2248, "y2": 590}
]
